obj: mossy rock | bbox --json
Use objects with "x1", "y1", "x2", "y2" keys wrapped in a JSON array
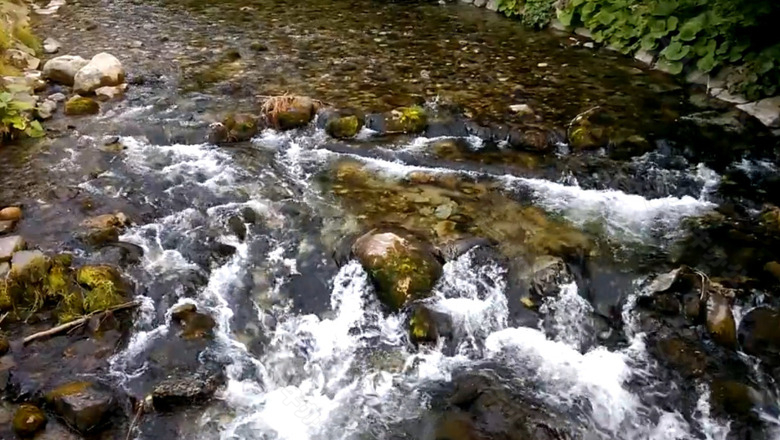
[
  {"x1": 13, "y1": 404, "x2": 47, "y2": 437},
  {"x1": 171, "y1": 303, "x2": 217, "y2": 339},
  {"x1": 76, "y1": 265, "x2": 131, "y2": 313},
  {"x1": 45, "y1": 381, "x2": 116, "y2": 434},
  {"x1": 262, "y1": 95, "x2": 316, "y2": 130},
  {"x1": 353, "y1": 229, "x2": 442, "y2": 311},
  {"x1": 385, "y1": 106, "x2": 428, "y2": 134},
  {"x1": 710, "y1": 380, "x2": 760, "y2": 418},
  {"x1": 409, "y1": 305, "x2": 438, "y2": 346},
  {"x1": 222, "y1": 113, "x2": 259, "y2": 142},
  {"x1": 276, "y1": 110, "x2": 313, "y2": 130},
  {"x1": 325, "y1": 114, "x2": 363, "y2": 139},
  {"x1": 3, "y1": 250, "x2": 51, "y2": 311},
  {"x1": 567, "y1": 107, "x2": 617, "y2": 150},
  {"x1": 64, "y1": 96, "x2": 99, "y2": 116}
]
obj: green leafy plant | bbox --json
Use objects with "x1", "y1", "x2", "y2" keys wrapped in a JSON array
[
  {"x1": 557, "y1": 0, "x2": 780, "y2": 99},
  {"x1": 0, "y1": 90, "x2": 44, "y2": 141}
]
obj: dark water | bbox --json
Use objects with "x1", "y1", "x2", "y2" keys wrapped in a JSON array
[{"x1": 1, "y1": 0, "x2": 780, "y2": 439}]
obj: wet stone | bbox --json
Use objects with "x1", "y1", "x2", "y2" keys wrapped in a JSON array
[
  {"x1": 13, "y1": 404, "x2": 47, "y2": 437},
  {"x1": 0, "y1": 206, "x2": 22, "y2": 221},
  {"x1": 0, "y1": 220, "x2": 15, "y2": 235},
  {"x1": 45, "y1": 382, "x2": 116, "y2": 434},
  {"x1": 151, "y1": 367, "x2": 225, "y2": 411}
]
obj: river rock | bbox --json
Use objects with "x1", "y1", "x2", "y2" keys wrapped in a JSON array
[
  {"x1": 408, "y1": 304, "x2": 439, "y2": 346},
  {"x1": 209, "y1": 113, "x2": 259, "y2": 143},
  {"x1": 738, "y1": 307, "x2": 780, "y2": 363},
  {"x1": 0, "y1": 220, "x2": 15, "y2": 235},
  {"x1": 12, "y1": 404, "x2": 47, "y2": 437},
  {"x1": 0, "y1": 235, "x2": 26, "y2": 263},
  {"x1": 10, "y1": 250, "x2": 50, "y2": 283},
  {"x1": 653, "y1": 336, "x2": 708, "y2": 378},
  {"x1": 528, "y1": 255, "x2": 572, "y2": 297},
  {"x1": 567, "y1": 107, "x2": 612, "y2": 150},
  {"x1": 77, "y1": 213, "x2": 128, "y2": 246},
  {"x1": 352, "y1": 228, "x2": 442, "y2": 310},
  {"x1": 705, "y1": 286, "x2": 737, "y2": 349},
  {"x1": 94, "y1": 84, "x2": 127, "y2": 101},
  {"x1": 366, "y1": 106, "x2": 428, "y2": 135},
  {"x1": 43, "y1": 37, "x2": 61, "y2": 54},
  {"x1": 151, "y1": 367, "x2": 225, "y2": 411},
  {"x1": 48, "y1": 92, "x2": 66, "y2": 103},
  {"x1": 73, "y1": 53, "x2": 126, "y2": 94},
  {"x1": 81, "y1": 212, "x2": 130, "y2": 229},
  {"x1": 45, "y1": 382, "x2": 115, "y2": 434},
  {"x1": 171, "y1": 303, "x2": 217, "y2": 339},
  {"x1": 64, "y1": 96, "x2": 99, "y2": 116},
  {"x1": 0, "y1": 206, "x2": 22, "y2": 221},
  {"x1": 319, "y1": 109, "x2": 364, "y2": 139},
  {"x1": 737, "y1": 96, "x2": 780, "y2": 128},
  {"x1": 36, "y1": 99, "x2": 58, "y2": 120},
  {"x1": 42, "y1": 55, "x2": 89, "y2": 86},
  {"x1": 6, "y1": 49, "x2": 40, "y2": 70},
  {"x1": 262, "y1": 95, "x2": 316, "y2": 130}
]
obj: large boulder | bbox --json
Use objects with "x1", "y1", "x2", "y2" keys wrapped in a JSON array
[
  {"x1": 73, "y1": 53, "x2": 125, "y2": 95},
  {"x1": 352, "y1": 228, "x2": 442, "y2": 310},
  {"x1": 44, "y1": 382, "x2": 116, "y2": 434},
  {"x1": 42, "y1": 55, "x2": 89, "y2": 86}
]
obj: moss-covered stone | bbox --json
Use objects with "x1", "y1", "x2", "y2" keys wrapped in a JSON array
[
  {"x1": 710, "y1": 380, "x2": 759, "y2": 418},
  {"x1": 220, "y1": 113, "x2": 259, "y2": 142},
  {"x1": 64, "y1": 96, "x2": 99, "y2": 116},
  {"x1": 409, "y1": 305, "x2": 438, "y2": 346},
  {"x1": 171, "y1": 303, "x2": 217, "y2": 339},
  {"x1": 45, "y1": 381, "x2": 116, "y2": 434},
  {"x1": 76, "y1": 265, "x2": 130, "y2": 313},
  {"x1": 325, "y1": 114, "x2": 362, "y2": 139},
  {"x1": 353, "y1": 229, "x2": 442, "y2": 311},
  {"x1": 262, "y1": 95, "x2": 316, "y2": 130},
  {"x1": 13, "y1": 404, "x2": 46, "y2": 437},
  {"x1": 385, "y1": 106, "x2": 428, "y2": 134}
]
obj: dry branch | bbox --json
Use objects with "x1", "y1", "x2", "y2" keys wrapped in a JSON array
[{"x1": 23, "y1": 301, "x2": 139, "y2": 345}]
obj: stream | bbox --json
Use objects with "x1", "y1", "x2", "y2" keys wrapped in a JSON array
[{"x1": 3, "y1": 0, "x2": 780, "y2": 439}]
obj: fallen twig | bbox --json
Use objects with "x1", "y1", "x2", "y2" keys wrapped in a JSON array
[
  {"x1": 125, "y1": 402, "x2": 144, "y2": 440},
  {"x1": 23, "y1": 301, "x2": 139, "y2": 345}
]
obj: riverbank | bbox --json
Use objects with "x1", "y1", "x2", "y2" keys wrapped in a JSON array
[{"x1": 462, "y1": 0, "x2": 780, "y2": 131}]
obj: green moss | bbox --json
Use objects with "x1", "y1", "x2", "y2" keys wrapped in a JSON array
[
  {"x1": 76, "y1": 265, "x2": 128, "y2": 313},
  {"x1": 276, "y1": 110, "x2": 312, "y2": 130},
  {"x1": 325, "y1": 115, "x2": 361, "y2": 139},
  {"x1": 45, "y1": 381, "x2": 91, "y2": 400},
  {"x1": 0, "y1": 279, "x2": 11, "y2": 311},
  {"x1": 56, "y1": 289, "x2": 84, "y2": 323},
  {"x1": 409, "y1": 306, "x2": 437, "y2": 345},
  {"x1": 12, "y1": 404, "x2": 46, "y2": 437},
  {"x1": 64, "y1": 96, "x2": 100, "y2": 116},
  {"x1": 368, "y1": 248, "x2": 439, "y2": 310}
]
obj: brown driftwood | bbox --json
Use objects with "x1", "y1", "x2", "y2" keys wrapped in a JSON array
[{"x1": 23, "y1": 301, "x2": 139, "y2": 345}]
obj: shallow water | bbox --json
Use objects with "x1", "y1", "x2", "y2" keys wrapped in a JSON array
[{"x1": 2, "y1": 0, "x2": 780, "y2": 439}]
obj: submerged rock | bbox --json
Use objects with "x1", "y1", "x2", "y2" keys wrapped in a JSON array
[
  {"x1": 42, "y1": 55, "x2": 89, "y2": 86},
  {"x1": 94, "y1": 84, "x2": 127, "y2": 101},
  {"x1": 13, "y1": 404, "x2": 47, "y2": 437},
  {"x1": 366, "y1": 106, "x2": 428, "y2": 135},
  {"x1": 73, "y1": 53, "x2": 125, "y2": 94},
  {"x1": 408, "y1": 304, "x2": 439, "y2": 346},
  {"x1": 45, "y1": 382, "x2": 116, "y2": 434},
  {"x1": 710, "y1": 379, "x2": 761, "y2": 419},
  {"x1": 64, "y1": 96, "x2": 99, "y2": 116},
  {"x1": 261, "y1": 95, "x2": 316, "y2": 130},
  {"x1": 738, "y1": 307, "x2": 780, "y2": 364},
  {"x1": 36, "y1": 99, "x2": 58, "y2": 120},
  {"x1": 353, "y1": 228, "x2": 442, "y2": 311},
  {"x1": 528, "y1": 255, "x2": 572, "y2": 297},
  {"x1": 653, "y1": 336, "x2": 708, "y2": 378}
]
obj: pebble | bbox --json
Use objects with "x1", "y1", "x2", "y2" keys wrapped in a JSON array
[
  {"x1": 509, "y1": 104, "x2": 534, "y2": 115},
  {"x1": 43, "y1": 37, "x2": 61, "y2": 54},
  {"x1": 537, "y1": 62, "x2": 549, "y2": 68},
  {"x1": 584, "y1": 42, "x2": 595, "y2": 49},
  {"x1": 48, "y1": 92, "x2": 67, "y2": 102},
  {"x1": 0, "y1": 207, "x2": 22, "y2": 221}
]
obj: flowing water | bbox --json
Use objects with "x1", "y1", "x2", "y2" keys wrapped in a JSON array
[{"x1": 3, "y1": 0, "x2": 780, "y2": 439}]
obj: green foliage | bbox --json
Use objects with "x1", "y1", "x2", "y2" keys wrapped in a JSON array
[
  {"x1": 498, "y1": 0, "x2": 557, "y2": 29},
  {"x1": 558, "y1": 0, "x2": 780, "y2": 99},
  {"x1": 0, "y1": 90, "x2": 44, "y2": 141},
  {"x1": 12, "y1": 24, "x2": 41, "y2": 54}
]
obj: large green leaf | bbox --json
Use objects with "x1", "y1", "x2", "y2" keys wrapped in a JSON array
[
  {"x1": 654, "y1": 0, "x2": 678, "y2": 16},
  {"x1": 666, "y1": 16, "x2": 679, "y2": 31},
  {"x1": 696, "y1": 52, "x2": 717, "y2": 72},
  {"x1": 660, "y1": 40, "x2": 690, "y2": 61},
  {"x1": 656, "y1": 58, "x2": 684, "y2": 75},
  {"x1": 677, "y1": 13, "x2": 706, "y2": 42}
]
